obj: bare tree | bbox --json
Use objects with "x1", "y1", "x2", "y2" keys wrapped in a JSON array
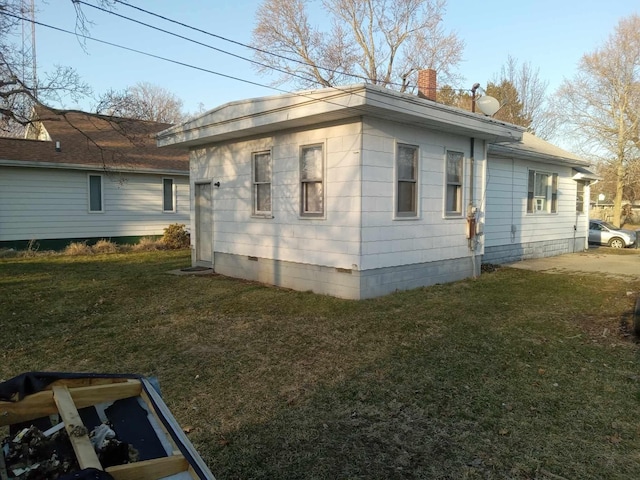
[
  {"x1": 489, "y1": 56, "x2": 551, "y2": 137},
  {"x1": 0, "y1": 0, "x2": 92, "y2": 135},
  {"x1": 251, "y1": 0, "x2": 464, "y2": 91},
  {"x1": 592, "y1": 157, "x2": 640, "y2": 212},
  {"x1": 96, "y1": 82, "x2": 186, "y2": 123},
  {"x1": 555, "y1": 15, "x2": 640, "y2": 227}
]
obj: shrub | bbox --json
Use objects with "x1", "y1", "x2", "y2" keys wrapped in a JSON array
[
  {"x1": 64, "y1": 242, "x2": 93, "y2": 256},
  {"x1": 92, "y1": 239, "x2": 118, "y2": 254},
  {"x1": 162, "y1": 223, "x2": 190, "y2": 249}
]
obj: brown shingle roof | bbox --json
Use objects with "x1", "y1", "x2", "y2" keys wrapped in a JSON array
[{"x1": 0, "y1": 106, "x2": 188, "y2": 173}]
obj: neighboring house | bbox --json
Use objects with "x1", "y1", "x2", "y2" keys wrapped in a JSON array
[
  {"x1": 483, "y1": 133, "x2": 599, "y2": 264},
  {"x1": 157, "y1": 72, "x2": 596, "y2": 299},
  {"x1": 0, "y1": 107, "x2": 189, "y2": 250}
]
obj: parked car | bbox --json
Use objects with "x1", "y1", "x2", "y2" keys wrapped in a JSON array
[{"x1": 588, "y1": 219, "x2": 637, "y2": 248}]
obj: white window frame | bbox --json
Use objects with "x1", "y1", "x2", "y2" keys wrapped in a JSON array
[
  {"x1": 527, "y1": 170, "x2": 558, "y2": 214},
  {"x1": 163, "y1": 177, "x2": 176, "y2": 213},
  {"x1": 299, "y1": 143, "x2": 325, "y2": 218},
  {"x1": 252, "y1": 150, "x2": 273, "y2": 217},
  {"x1": 88, "y1": 174, "x2": 104, "y2": 213},
  {"x1": 575, "y1": 180, "x2": 585, "y2": 214},
  {"x1": 445, "y1": 150, "x2": 464, "y2": 217},
  {"x1": 395, "y1": 143, "x2": 419, "y2": 218}
]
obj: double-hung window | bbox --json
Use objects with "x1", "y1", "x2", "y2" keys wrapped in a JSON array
[
  {"x1": 88, "y1": 174, "x2": 103, "y2": 213},
  {"x1": 527, "y1": 170, "x2": 558, "y2": 213},
  {"x1": 446, "y1": 151, "x2": 463, "y2": 215},
  {"x1": 396, "y1": 144, "x2": 418, "y2": 217},
  {"x1": 300, "y1": 144, "x2": 324, "y2": 217},
  {"x1": 575, "y1": 180, "x2": 585, "y2": 213},
  {"x1": 252, "y1": 151, "x2": 272, "y2": 216},
  {"x1": 163, "y1": 178, "x2": 175, "y2": 212}
]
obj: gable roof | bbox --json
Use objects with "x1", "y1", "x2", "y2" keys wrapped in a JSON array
[
  {"x1": 158, "y1": 84, "x2": 525, "y2": 149},
  {"x1": 0, "y1": 106, "x2": 188, "y2": 174},
  {"x1": 489, "y1": 132, "x2": 590, "y2": 167}
]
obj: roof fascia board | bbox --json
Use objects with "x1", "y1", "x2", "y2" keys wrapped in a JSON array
[
  {"x1": 488, "y1": 144, "x2": 590, "y2": 167},
  {"x1": 158, "y1": 85, "x2": 524, "y2": 148},
  {"x1": 0, "y1": 159, "x2": 188, "y2": 175}
]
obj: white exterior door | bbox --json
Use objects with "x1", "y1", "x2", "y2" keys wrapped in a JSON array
[{"x1": 195, "y1": 182, "x2": 213, "y2": 266}]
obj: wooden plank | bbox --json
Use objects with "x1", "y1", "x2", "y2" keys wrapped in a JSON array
[
  {"x1": 139, "y1": 390, "x2": 181, "y2": 453},
  {"x1": 52, "y1": 386, "x2": 103, "y2": 471},
  {"x1": 47, "y1": 378, "x2": 130, "y2": 389},
  {"x1": 106, "y1": 455, "x2": 189, "y2": 480},
  {"x1": 0, "y1": 380, "x2": 142, "y2": 427}
]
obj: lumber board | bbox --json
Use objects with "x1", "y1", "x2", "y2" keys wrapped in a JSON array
[
  {"x1": 139, "y1": 390, "x2": 180, "y2": 453},
  {"x1": 106, "y1": 455, "x2": 189, "y2": 480},
  {"x1": 52, "y1": 385, "x2": 103, "y2": 471},
  {"x1": 0, "y1": 379, "x2": 142, "y2": 427}
]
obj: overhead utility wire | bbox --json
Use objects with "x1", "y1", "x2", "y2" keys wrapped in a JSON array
[
  {"x1": 109, "y1": 0, "x2": 475, "y2": 95},
  {"x1": 84, "y1": 0, "x2": 474, "y2": 96},
  {"x1": 6, "y1": 12, "x2": 407, "y2": 125},
  {"x1": 74, "y1": 0, "x2": 321, "y2": 88},
  {"x1": 107, "y1": 0, "x2": 389, "y2": 87},
  {"x1": 70, "y1": 2, "x2": 477, "y2": 117},
  {"x1": 10, "y1": 13, "x2": 480, "y2": 126},
  {"x1": 4, "y1": 12, "x2": 284, "y2": 93}
]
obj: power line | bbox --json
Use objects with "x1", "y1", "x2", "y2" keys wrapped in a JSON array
[
  {"x1": 7, "y1": 11, "x2": 481, "y2": 128},
  {"x1": 73, "y1": 0, "x2": 322, "y2": 88},
  {"x1": 75, "y1": 0, "x2": 475, "y2": 97},
  {"x1": 5, "y1": 12, "x2": 408, "y2": 125},
  {"x1": 107, "y1": 0, "x2": 384, "y2": 87},
  {"x1": 5, "y1": 11, "x2": 282, "y2": 93}
]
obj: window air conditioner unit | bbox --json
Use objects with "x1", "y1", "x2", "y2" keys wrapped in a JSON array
[{"x1": 535, "y1": 198, "x2": 545, "y2": 211}]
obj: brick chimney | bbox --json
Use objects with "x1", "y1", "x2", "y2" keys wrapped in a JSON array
[{"x1": 417, "y1": 69, "x2": 437, "y2": 101}]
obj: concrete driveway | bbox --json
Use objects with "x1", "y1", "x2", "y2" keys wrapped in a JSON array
[{"x1": 507, "y1": 248, "x2": 640, "y2": 280}]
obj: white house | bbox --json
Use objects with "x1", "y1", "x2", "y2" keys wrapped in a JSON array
[
  {"x1": 157, "y1": 74, "x2": 595, "y2": 299},
  {"x1": 0, "y1": 107, "x2": 189, "y2": 250},
  {"x1": 483, "y1": 133, "x2": 598, "y2": 264}
]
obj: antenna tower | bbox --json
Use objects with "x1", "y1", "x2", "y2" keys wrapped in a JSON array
[{"x1": 20, "y1": 0, "x2": 37, "y2": 99}]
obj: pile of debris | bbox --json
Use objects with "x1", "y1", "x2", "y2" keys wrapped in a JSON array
[{"x1": 1, "y1": 422, "x2": 137, "y2": 479}]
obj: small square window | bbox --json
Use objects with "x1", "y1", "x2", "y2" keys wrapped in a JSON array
[{"x1": 527, "y1": 170, "x2": 558, "y2": 214}]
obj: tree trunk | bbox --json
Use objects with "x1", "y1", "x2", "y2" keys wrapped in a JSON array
[{"x1": 613, "y1": 159, "x2": 624, "y2": 227}]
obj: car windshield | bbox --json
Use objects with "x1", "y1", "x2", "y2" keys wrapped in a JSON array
[{"x1": 599, "y1": 221, "x2": 620, "y2": 230}]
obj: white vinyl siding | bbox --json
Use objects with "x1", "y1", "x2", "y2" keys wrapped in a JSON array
[
  {"x1": 189, "y1": 122, "x2": 361, "y2": 270},
  {"x1": 0, "y1": 167, "x2": 189, "y2": 242},
  {"x1": 360, "y1": 117, "x2": 477, "y2": 271},
  {"x1": 485, "y1": 157, "x2": 587, "y2": 250}
]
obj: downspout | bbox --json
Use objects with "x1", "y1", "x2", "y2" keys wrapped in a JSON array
[
  {"x1": 468, "y1": 83, "x2": 481, "y2": 277},
  {"x1": 468, "y1": 136, "x2": 478, "y2": 278}
]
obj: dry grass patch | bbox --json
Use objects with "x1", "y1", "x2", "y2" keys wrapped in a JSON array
[
  {"x1": 130, "y1": 237, "x2": 165, "y2": 252},
  {"x1": 1, "y1": 251, "x2": 640, "y2": 479},
  {"x1": 91, "y1": 239, "x2": 118, "y2": 254},
  {"x1": 63, "y1": 241, "x2": 93, "y2": 256}
]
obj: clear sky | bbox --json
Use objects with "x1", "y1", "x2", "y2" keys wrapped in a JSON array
[{"x1": 27, "y1": 0, "x2": 640, "y2": 116}]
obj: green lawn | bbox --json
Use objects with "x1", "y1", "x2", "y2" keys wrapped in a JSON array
[{"x1": 1, "y1": 250, "x2": 639, "y2": 479}]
